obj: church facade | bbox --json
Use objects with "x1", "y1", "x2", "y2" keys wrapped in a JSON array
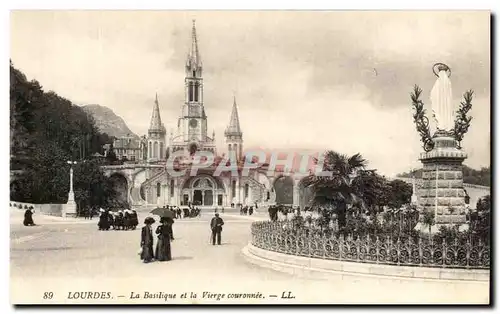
[{"x1": 112, "y1": 21, "x2": 300, "y2": 208}]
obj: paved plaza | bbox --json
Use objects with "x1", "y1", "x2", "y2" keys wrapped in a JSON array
[{"x1": 10, "y1": 208, "x2": 489, "y2": 304}]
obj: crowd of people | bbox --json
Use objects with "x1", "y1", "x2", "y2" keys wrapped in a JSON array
[
  {"x1": 240, "y1": 205, "x2": 255, "y2": 216},
  {"x1": 161, "y1": 205, "x2": 202, "y2": 219},
  {"x1": 98, "y1": 209, "x2": 139, "y2": 231},
  {"x1": 268, "y1": 204, "x2": 299, "y2": 222}
]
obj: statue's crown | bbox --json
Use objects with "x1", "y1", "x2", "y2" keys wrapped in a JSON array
[{"x1": 437, "y1": 64, "x2": 449, "y2": 72}]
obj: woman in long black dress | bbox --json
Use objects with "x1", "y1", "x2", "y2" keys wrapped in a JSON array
[
  {"x1": 98, "y1": 210, "x2": 110, "y2": 231},
  {"x1": 140, "y1": 217, "x2": 155, "y2": 263},
  {"x1": 131, "y1": 210, "x2": 139, "y2": 229},
  {"x1": 154, "y1": 217, "x2": 172, "y2": 261},
  {"x1": 23, "y1": 207, "x2": 34, "y2": 226}
]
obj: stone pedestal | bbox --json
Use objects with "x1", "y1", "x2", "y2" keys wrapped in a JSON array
[
  {"x1": 64, "y1": 191, "x2": 77, "y2": 218},
  {"x1": 418, "y1": 136, "x2": 468, "y2": 224}
]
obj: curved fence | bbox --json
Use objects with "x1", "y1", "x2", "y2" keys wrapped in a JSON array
[{"x1": 251, "y1": 220, "x2": 490, "y2": 269}]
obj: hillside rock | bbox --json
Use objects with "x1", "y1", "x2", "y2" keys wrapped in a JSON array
[{"x1": 82, "y1": 104, "x2": 139, "y2": 139}]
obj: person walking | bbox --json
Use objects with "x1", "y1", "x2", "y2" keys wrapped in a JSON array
[
  {"x1": 140, "y1": 217, "x2": 155, "y2": 263},
  {"x1": 210, "y1": 213, "x2": 224, "y2": 245},
  {"x1": 154, "y1": 217, "x2": 172, "y2": 261}
]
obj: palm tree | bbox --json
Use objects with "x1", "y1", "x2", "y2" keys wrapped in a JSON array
[{"x1": 302, "y1": 150, "x2": 368, "y2": 230}]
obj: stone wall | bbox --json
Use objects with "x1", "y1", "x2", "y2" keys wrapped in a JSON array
[
  {"x1": 9, "y1": 201, "x2": 63, "y2": 217},
  {"x1": 419, "y1": 161, "x2": 466, "y2": 223}
]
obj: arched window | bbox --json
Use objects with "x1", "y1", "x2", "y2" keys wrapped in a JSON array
[
  {"x1": 154, "y1": 142, "x2": 158, "y2": 159},
  {"x1": 234, "y1": 144, "x2": 238, "y2": 158},
  {"x1": 245, "y1": 183, "x2": 249, "y2": 198},
  {"x1": 194, "y1": 82, "x2": 199, "y2": 102},
  {"x1": 193, "y1": 178, "x2": 213, "y2": 189},
  {"x1": 148, "y1": 142, "x2": 152, "y2": 159},
  {"x1": 157, "y1": 182, "x2": 161, "y2": 197},
  {"x1": 188, "y1": 82, "x2": 192, "y2": 102},
  {"x1": 170, "y1": 179, "x2": 175, "y2": 197},
  {"x1": 159, "y1": 142, "x2": 164, "y2": 159},
  {"x1": 232, "y1": 180, "x2": 236, "y2": 197},
  {"x1": 228, "y1": 144, "x2": 232, "y2": 152}
]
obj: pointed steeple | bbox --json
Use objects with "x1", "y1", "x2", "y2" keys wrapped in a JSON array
[
  {"x1": 149, "y1": 93, "x2": 163, "y2": 131},
  {"x1": 225, "y1": 96, "x2": 242, "y2": 136},
  {"x1": 187, "y1": 19, "x2": 201, "y2": 69}
]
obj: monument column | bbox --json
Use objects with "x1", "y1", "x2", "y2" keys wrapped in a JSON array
[
  {"x1": 411, "y1": 63, "x2": 473, "y2": 230},
  {"x1": 418, "y1": 138, "x2": 467, "y2": 224},
  {"x1": 64, "y1": 161, "x2": 78, "y2": 218}
]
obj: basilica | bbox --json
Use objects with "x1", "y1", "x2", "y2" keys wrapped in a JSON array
[{"x1": 107, "y1": 22, "x2": 305, "y2": 208}]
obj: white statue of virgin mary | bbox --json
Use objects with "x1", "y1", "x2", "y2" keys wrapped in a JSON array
[{"x1": 430, "y1": 63, "x2": 455, "y2": 133}]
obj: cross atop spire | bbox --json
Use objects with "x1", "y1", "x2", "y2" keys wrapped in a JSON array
[
  {"x1": 187, "y1": 19, "x2": 201, "y2": 69},
  {"x1": 149, "y1": 93, "x2": 163, "y2": 131},
  {"x1": 225, "y1": 96, "x2": 242, "y2": 136}
]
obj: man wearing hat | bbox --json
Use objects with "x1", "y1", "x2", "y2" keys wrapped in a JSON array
[{"x1": 210, "y1": 213, "x2": 224, "y2": 245}]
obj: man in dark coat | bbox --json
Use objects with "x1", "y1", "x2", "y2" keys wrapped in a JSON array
[{"x1": 210, "y1": 213, "x2": 224, "y2": 245}]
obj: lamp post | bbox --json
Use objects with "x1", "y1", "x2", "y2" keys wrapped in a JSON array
[{"x1": 64, "y1": 160, "x2": 78, "y2": 218}]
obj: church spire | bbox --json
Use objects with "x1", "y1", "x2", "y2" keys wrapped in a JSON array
[
  {"x1": 225, "y1": 96, "x2": 242, "y2": 136},
  {"x1": 149, "y1": 93, "x2": 163, "y2": 131},
  {"x1": 187, "y1": 19, "x2": 201, "y2": 69}
]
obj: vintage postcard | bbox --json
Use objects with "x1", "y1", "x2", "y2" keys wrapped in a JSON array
[{"x1": 9, "y1": 11, "x2": 490, "y2": 304}]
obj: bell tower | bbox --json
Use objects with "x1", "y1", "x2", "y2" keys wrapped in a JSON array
[
  {"x1": 181, "y1": 20, "x2": 207, "y2": 147},
  {"x1": 170, "y1": 21, "x2": 216, "y2": 155},
  {"x1": 225, "y1": 96, "x2": 243, "y2": 161},
  {"x1": 147, "y1": 93, "x2": 166, "y2": 162}
]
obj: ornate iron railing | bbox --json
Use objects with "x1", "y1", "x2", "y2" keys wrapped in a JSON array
[{"x1": 251, "y1": 220, "x2": 490, "y2": 269}]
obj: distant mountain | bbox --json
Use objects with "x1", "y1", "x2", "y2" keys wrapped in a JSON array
[{"x1": 82, "y1": 104, "x2": 139, "y2": 139}]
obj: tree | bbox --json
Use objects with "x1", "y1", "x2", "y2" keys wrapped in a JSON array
[
  {"x1": 274, "y1": 176, "x2": 294, "y2": 205},
  {"x1": 422, "y1": 209, "x2": 435, "y2": 238},
  {"x1": 73, "y1": 160, "x2": 118, "y2": 213},
  {"x1": 10, "y1": 62, "x2": 117, "y2": 205},
  {"x1": 473, "y1": 195, "x2": 490, "y2": 243},
  {"x1": 352, "y1": 170, "x2": 390, "y2": 214},
  {"x1": 387, "y1": 179, "x2": 413, "y2": 209},
  {"x1": 302, "y1": 150, "x2": 368, "y2": 230}
]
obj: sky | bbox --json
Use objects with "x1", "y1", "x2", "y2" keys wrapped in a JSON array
[{"x1": 10, "y1": 11, "x2": 490, "y2": 176}]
